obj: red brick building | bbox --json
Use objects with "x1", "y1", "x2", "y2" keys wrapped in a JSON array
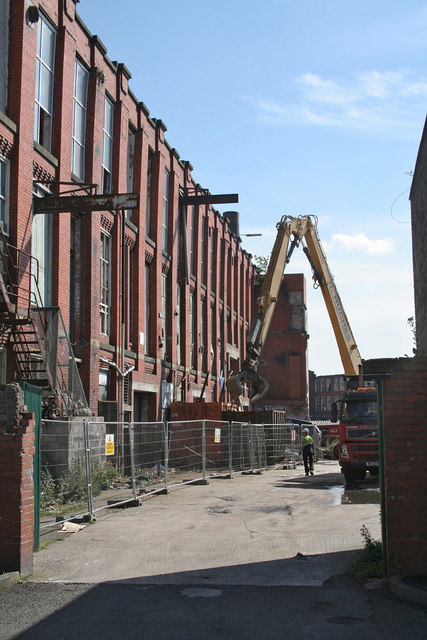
[
  {"x1": 0, "y1": 0, "x2": 259, "y2": 422},
  {"x1": 309, "y1": 372, "x2": 346, "y2": 419},
  {"x1": 257, "y1": 274, "x2": 309, "y2": 418},
  {"x1": 0, "y1": 0, "x2": 308, "y2": 423}
]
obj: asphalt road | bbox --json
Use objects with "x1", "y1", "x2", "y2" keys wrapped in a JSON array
[{"x1": 1, "y1": 461, "x2": 426, "y2": 639}]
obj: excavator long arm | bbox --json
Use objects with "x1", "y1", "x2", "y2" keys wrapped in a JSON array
[
  {"x1": 226, "y1": 215, "x2": 362, "y2": 405},
  {"x1": 302, "y1": 217, "x2": 362, "y2": 376}
]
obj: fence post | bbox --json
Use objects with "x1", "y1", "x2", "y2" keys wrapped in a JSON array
[
  {"x1": 202, "y1": 420, "x2": 207, "y2": 482},
  {"x1": 120, "y1": 421, "x2": 125, "y2": 475},
  {"x1": 164, "y1": 421, "x2": 169, "y2": 492},
  {"x1": 248, "y1": 422, "x2": 254, "y2": 471},
  {"x1": 129, "y1": 422, "x2": 137, "y2": 500},
  {"x1": 84, "y1": 419, "x2": 95, "y2": 521},
  {"x1": 228, "y1": 422, "x2": 233, "y2": 478}
]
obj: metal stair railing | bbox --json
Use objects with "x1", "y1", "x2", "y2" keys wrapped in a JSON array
[
  {"x1": 39, "y1": 306, "x2": 90, "y2": 417},
  {"x1": 0, "y1": 226, "x2": 89, "y2": 417}
]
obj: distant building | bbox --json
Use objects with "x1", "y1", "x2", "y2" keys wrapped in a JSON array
[{"x1": 309, "y1": 372, "x2": 346, "y2": 420}]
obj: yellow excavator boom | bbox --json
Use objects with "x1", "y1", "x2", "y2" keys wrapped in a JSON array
[{"x1": 226, "y1": 215, "x2": 362, "y2": 404}]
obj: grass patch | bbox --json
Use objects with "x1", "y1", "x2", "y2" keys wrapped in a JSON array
[
  {"x1": 349, "y1": 525, "x2": 383, "y2": 581},
  {"x1": 36, "y1": 537, "x2": 65, "y2": 552}
]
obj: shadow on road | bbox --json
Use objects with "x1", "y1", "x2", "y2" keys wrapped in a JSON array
[
  {"x1": 1, "y1": 551, "x2": 369, "y2": 640},
  {"x1": 4, "y1": 550, "x2": 427, "y2": 640}
]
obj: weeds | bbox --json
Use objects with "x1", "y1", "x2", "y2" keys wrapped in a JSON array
[
  {"x1": 349, "y1": 525, "x2": 383, "y2": 581},
  {"x1": 40, "y1": 458, "x2": 119, "y2": 512}
]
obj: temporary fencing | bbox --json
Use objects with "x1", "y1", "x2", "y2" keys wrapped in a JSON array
[{"x1": 38, "y1": 418, "x2": 324, "y2": 534}]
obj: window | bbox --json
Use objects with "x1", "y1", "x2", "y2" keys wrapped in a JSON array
[
  {"x1": 176, "y1": 283, "x2": 182, "y2": 366},
  {"x1": 162, "y1": 168, "x2": 169, "y2": 252},
  {"x1": 99, "y1": 370, "x2": 110, "y2": 401},
  {"x1": 125, "y1": 245, "x2": 133, "y2": 347},
  {"x1": 0, "y1": 157, "x2": 9, "y2": 234},
  {"x1": 218, "y1": 238, "x2": 223, "y2": 298},
  {"x1": 160, "y1": 273, "x2": 167, "y2": 359},
  {"x1": 102, "y1": 96, "x2": 114, "y2": 193},
  {"x1": 100, "y1": 231, "x2": 112, "y2": 335},
  {"x1": 200, "y1": 216, "x2": 205, "y2": 284},
  {"x1": 34, "y1": 14, "x2": 56, "y2": 151},
  {"x1": 72, "y1": 59, "x2": 88, "y2": 179},
  {"x1": 126, "y1": 126, "x2": 135, "y2": 219},
  {"x1": 200, "y1": 299, "x2": 206, "y2": 372},
  {"x1": 189, "y1": 293, "x2": 195, "y2": 369},
  {"x1": 145, "y1": 148, "x2": 153, "y2": 237},
  {"x1": 189, "y1": 206, "x2": 195, "y2": 275},
  {"x1": 144, "y1": 263, "x2": 151, "y2": 356},
  {"x1": 209, "y1": 228, "x2": 214, "y2": 291}
]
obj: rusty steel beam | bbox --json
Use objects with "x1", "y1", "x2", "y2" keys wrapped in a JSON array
[
  {"x1": 179, "y1": 193, "x2": 238, "y2": 206},
  {"x1": 33, "y1": 193, "x2": 140, "y2": 215}
]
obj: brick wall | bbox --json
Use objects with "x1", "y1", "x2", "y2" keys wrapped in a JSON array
[
  {"x1": 0, "y1": 384, "x2": 35, "y2": 577},
  {"x1": 383, "y1": 357, "x2": 427, "y2": 577},
  {"x1": 258, "y1": 274, "x2": 308, "y2": 418},
  {"x1": 410, "y1": 117, "x2": 427, "y2": 355}
]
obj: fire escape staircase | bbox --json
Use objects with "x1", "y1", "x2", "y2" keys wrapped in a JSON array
[{"x1": 0, "y1": 228, "x2": 89, "y2": 417}]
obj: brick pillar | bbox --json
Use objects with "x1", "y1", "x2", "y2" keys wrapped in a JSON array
[
  {"x1": 383, "y1": 357, "x2": 427, "y2": 578},
  {"x1": 0, "y1": 386, "x2": 35, "y2": 578}
]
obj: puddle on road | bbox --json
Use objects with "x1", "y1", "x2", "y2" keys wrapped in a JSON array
[
  {"x1": 328, "y1": 485, "x2": 380, "y2": 505},
  {"x1": 207, "y1": 505, "x2": 232, "y2": 514},
  {"x1": 252, "y1": 505, "x2": 293, "y2": 515}
]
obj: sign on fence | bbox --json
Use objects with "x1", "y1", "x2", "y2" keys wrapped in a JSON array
[
  {"x1": 214, "y1": 428, "x2": 221, "y2": 443},
  {"x1": 105, "y1": 434, "x2": 114, "y2": 455}
]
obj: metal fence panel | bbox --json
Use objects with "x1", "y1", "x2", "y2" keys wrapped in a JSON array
[
  {"x1": 40, "y1": 419, "x2": 89, "y2": 530},
  {"x1": 230, "y1": 422, "x2": 252, "y2": 472},
  {"x1": 203, "y1": 420, "x2": 231, "y2": 477},
  {"x1": 37, "y1": 416, "x2": 324, "y2": 543},
  {"x1": 132, "y1": 422, "x2": 167, "y2": 496},
  {"x1": 167, "y1": 420, "x2": 205, "y2": 486}
]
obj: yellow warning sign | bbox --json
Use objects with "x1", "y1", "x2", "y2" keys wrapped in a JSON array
[{"x1": 106, "y1": 434, "x2": 115, "y2": 456}]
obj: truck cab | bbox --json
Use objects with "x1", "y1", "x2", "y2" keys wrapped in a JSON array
[{"x1": 333, "y1": 382, "x2": 379, "y2": 483}]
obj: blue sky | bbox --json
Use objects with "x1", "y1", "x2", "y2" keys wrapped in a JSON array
[{"x1": 77, "y1": 0, "x2": 425, "y2": 375}]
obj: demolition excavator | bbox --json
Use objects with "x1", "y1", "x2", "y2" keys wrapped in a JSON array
[{"x1": 226, "y1": 214, "x2": 363, "y2": 404}]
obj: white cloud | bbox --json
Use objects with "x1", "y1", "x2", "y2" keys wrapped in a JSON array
[
  {"x1": 328, "y1": 233, "x2": 395, "y2": 255},
  {"x1": 246, "y1": 69, "x2": 427, "y2": 135}
]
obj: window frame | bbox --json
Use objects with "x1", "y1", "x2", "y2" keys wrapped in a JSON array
[
  {"x1": 162, "y1": 168, "x2": 170, "y2": 252},
  {"x1": 100, "y1": 230, "x2": 112, "y2": 336},
  {"x1": 34, "y1": 13, "x2": 56, "y2": 151},
  {"x1": 102, "y1": 96, "x2": 114, "y2": 194},
  {"x1": 72, "y1": 58, "x2": 89, "y2": 180},
  {"x1": 0, "y1": 156, "x2": 10, "y2": 235}
]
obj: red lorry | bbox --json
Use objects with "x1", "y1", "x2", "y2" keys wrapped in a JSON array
[{"x1": 332, "y1": 379, "x2": 379, "y2": 483}]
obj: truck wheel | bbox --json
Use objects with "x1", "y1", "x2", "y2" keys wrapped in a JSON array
[
  {"x1": 333, "y1": 444, "x2": 339, "y2": 459},
  {"x1": 343, "y1": 470, "x2": 357, "y2": 483},
  {"x1": 343, "y1": 469, "x2": 366, "y2": 483}
]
